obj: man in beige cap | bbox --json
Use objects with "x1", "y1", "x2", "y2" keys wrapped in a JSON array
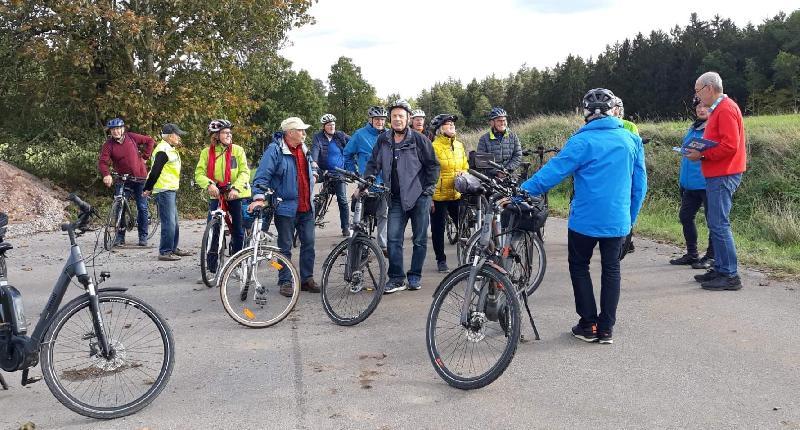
[{"x1": 250, "y1": 117, "x2": 320, "y2": 297}]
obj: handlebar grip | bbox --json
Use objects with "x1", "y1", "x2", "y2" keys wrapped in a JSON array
[
  {"x1": 487, "y1": 160, "x2": 504, "y2": 170},
  {"x1": 468, "y1": 169, "x2": 492, "y2": 183},
  {"x1": 68, "y1": 193, "x2": 92, "y2": 213},
  {"x1": 334, "y1": 167, "x2": 349, "y2": 175}
]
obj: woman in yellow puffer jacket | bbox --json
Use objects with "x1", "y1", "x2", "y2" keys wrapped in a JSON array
[{"x1": 430, "y1": 114, "x2": 468, "y2": 273}]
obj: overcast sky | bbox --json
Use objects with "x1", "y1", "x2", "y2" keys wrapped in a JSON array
[{"x1": 279, "y1": 0, "x2": 797, "y2": 98}]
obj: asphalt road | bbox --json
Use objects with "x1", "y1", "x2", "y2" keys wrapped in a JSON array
[{"x1": 1, "y1": 203, "x2": 798, "y2": 430}]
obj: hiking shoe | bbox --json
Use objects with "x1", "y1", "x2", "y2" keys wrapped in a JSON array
[
  {"x1": 174, "y1": 248, "x2": 193, "y2": 257},
  {"x1": 694, "y1": 269, "x2": 720, "y2": 283},
  {"x1": 137, "y1": 238, "x2": 148, "y2": 247},
  {"x1": 113, "y1": 237, "x2": 125, "y2": 246},
  {"x1": 383, "y1": 280, "x2": 407, "y2": 294},
  {"x1": 342, "y1": 229, "x2": 350, "y2": 237},
  {"x1": 691, "y1": 256, "x2": 713, "y2": 270},
  {"x1": 407, "y1": 275, "x2": 421, "y2": 291},
  {"x1": 598, "y1": 331, "x2": 614, "y2": 344},
  {"x1": 701, "y1": 275, "x2": 742, "y2": 291},
  {"x1": 158, "y1": 253, "x2": 181, "y2": 261},
  {"x1": 670, "y1": 254, "x2": 699, "y2": 265},
  {"x1": 571, "y1": 323, "x2": 598, "y2": 343},
  {"x1": 301, "y1": 279, "x2": 320, "y2": 293},
  {"x1": 437, "y1": 261, "x2": 449, "y2": 273},
  {"x1": 279, "y1": 282, "x2": 294, "y2": 297}
]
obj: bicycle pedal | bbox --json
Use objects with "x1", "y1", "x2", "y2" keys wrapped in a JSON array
[{"x1": 21, "y1": 369, "x2": 42, "y2": 386}]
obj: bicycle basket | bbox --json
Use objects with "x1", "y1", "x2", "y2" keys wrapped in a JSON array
[
  {"x1": 501, "y1": 198, "x2": 548, "y2": 232},
  {"x1": 362, "y1": 194, "x2": 381, "y2": 217}
]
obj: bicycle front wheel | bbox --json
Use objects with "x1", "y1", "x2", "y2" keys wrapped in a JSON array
[
  {"x1": 103, "y1": 200, "x2": 124, "y2": 251},
  {"x1": 200, "y1": 217, "x2": 226, "y2": 288},
  {"x1": 219, "y1": 246, "x2": 300, "y2": 328},
  {"x1": 427, "y1": 264, "x2": 520, "y2": 390},
  {"x1": 321, "y1": 236, "x2": 386, "y2": 326},
  {"x1": 446, "y1": 212, "x2": 458, "y2": 245},
  {"x1": 147, "y1": 197, "x2": 160, "y2": 240},
  {"x1": 40, "y1": 292, "x2": 174, "y2": 419}
]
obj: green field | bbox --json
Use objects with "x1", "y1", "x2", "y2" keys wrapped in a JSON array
[{"x1": 460, "y1": 114, "x2": 800, "y2": 277}]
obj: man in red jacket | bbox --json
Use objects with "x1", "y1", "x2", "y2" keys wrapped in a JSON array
[
  {"x1": 685, "y1": 72, "x2": 746, "y2": 291},
  {"x1": 97, "y1": 118, "x2": 155, "y2": 246}
]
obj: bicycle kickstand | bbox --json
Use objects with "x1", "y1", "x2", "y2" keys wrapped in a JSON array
[
  {"x1": 520, "y1": 292, "x2": 541, "y2": 341},
  {"x1": 0, "y1": 371, "x2": 8, "y2": 390}
]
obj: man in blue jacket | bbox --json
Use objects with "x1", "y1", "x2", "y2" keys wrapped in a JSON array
[
  {"x1": 670, "y1": 98, "x2": 714, "y2": 269},
  {"x1": 344, "y1": 106, "x2": 389, "y2": 253},
  {"x1": 311, "y1": 113, "x2": 351, "y2": 237},
  {"x1": 520, "y1": 88, "x2": 647, "y2": 345},
  {"x1": 250, "y1": 117, "x2": 320, "y2": 298},
  {"x1": 363, "y1": 100, "x2": 440, "y2": 293}
]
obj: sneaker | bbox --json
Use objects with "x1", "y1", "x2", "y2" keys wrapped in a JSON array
[
  {"x1": 694, "y1": 269, "x2": 720, "y2": 283},
  {"x1": 301, "y1": 279, "x2": 320, "y2": 293},
  {"x1": 691, "y1": 256, "x2": 713, "y2": 270},
  {"x1": 437, "y1": 261, "x2": 449, "y2": 273},
  {"x1": 342, "y1": 229, "x2": 350, "y2": 237},
  {"x1": 383, "y1": 280, "x2": 407, "y2": 294},
  {"x1": 279, "y1": 282, "x2": 294, "y2": 297},
  {"x1": 407, "y1": 275, "x2": 422, "y2": 291},
  {"x1": 174, "y1": 248, "x2": 193, "y2": 257},
  {"x1": 137, "y1": 239, "x2": 148, "y2": 247},
  {"x1": 670, "y1": 254, "x2": 699, "y2": 265},
  {"x1": 598, "y1": 331, "x2": 614, "y2": 344},
  {"x1": 571, "y1": 323, "x2": 598, "y2": 343},
  {"x1": 158, "y1": 253, "x2": 181, "y2": 261},
  {"x1": 113, "y1": 237, "x2": 125, "y2": 246},
  {"x1": 701, "y1": 275, "x2": 742, "y2": 291}
]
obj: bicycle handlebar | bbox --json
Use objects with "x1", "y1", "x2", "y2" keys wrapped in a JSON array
[
  {"x1": 61, "y1": 193, "x2": 96, "y2": 232},
  {"x1": 110, "y1": 172, "x2": 147, "y2": 183},
  {"x1": 334, "y1": 167, "x2": 388, "y2": 192}
]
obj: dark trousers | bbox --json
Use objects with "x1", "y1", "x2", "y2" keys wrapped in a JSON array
[
  {"x1": 430, "y1": 199, "x2": 460, "y2": 263},
  {"x1": 330, "y1": 179, "x2": 350, "y2": 231},
  {"x1": 679, "y1": 188, "x2": 714, "y2": 258},
  {"x1": 275, "y1": 210, "x2": 315, "y2": 284},
  {"x1": 387, "y1": 195, "x2": 431, "y2": 282},
  {"x1": 155, "y1": 191, "x2": 179, "y2": 255},
  {"x1": 114, "y1": 182, "x2": 149, "y2": 242},
  {"x1": 206, "y1": 199, "x2": 244, "y2": 273},
  {"x1": 567, "y1": 229, "x2": 624, "y2": 333}
]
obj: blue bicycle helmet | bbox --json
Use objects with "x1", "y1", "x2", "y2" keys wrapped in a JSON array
[
  {"x1": 488, "y1": 107, "x2": 507, "y2": 120},
  {"x1": 106, "y1": 118, "x2": 125, "y2": 128}
]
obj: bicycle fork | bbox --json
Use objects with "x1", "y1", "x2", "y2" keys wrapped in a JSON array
[{"x1": 80, "y1": 275, "x2": 114, "y2": 359}]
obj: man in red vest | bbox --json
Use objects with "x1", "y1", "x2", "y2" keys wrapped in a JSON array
[{"x1": 685, "y1": 72, "x2": 746, "y2": 291}]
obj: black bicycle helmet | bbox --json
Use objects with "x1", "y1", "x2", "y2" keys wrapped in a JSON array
[
  {"x1": 387, "y1": 99, "x2": 413, "y2": 115},
  {"x1": 488, "y1": 107, "x2": 507, "y2": 120},
  {"x1": 430, "y1": 113, "x2": 458, "y2": 133},
  {"x1": 367, "y1": 106, "x2": 388, "y2": 118},
  {"x1": 582, "y1": 88, "x2": 616, "y2": 117}
]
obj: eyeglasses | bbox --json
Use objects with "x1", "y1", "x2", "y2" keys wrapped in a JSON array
[
  {"x1": 219, "y1": 131, "x2": 233, "y2": 136},
  {"x1": 694, "y1": 85, "x2": 708, "y2": 95}
]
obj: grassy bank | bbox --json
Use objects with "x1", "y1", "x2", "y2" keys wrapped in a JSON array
[{"x1": 460, "y1": 114, "x2": 800, "y2": 277}]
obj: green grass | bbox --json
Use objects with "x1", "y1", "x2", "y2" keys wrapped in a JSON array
[{"x1": 459, "y1": 114, "x2": 800, "y2": 278}]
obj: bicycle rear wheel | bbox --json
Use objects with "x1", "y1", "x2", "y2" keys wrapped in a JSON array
[
  {"x1": 321, "y1": 236, "x2": 386, "y2": 326},
  {"x1": 446, "y1": 212, "x2": 458, "y2": 245},
  {"x1": 200, "y1": 217, "x2": 227, "y2": 288},
  {"x1": 427, "y1": 264, "x2": 520, "y2": 390},
  {"x1": 40, "y1": 292, "x2": 174, "y2": 419},
  {"x1": 219, "y1": 246, "x2": 300, "y2": 328},
  {"x1": 147, "y1": 197, "x2": 160, "y2": 240},
  {"x1": 103, "y1": 200, "x2": 124, "y2": 250}
]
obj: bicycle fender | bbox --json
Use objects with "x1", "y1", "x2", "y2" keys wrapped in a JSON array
[{"x1": 98, "y1": 287, "x2": 129, "y2": 293}]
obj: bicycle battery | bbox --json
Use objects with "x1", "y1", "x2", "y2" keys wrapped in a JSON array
[{"x1": 0, "y1": 285, "x2": 27, "y2": 335}]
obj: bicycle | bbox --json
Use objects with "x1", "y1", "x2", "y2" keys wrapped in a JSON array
[
  {"x1": 426, "y1": 169, "x2": 544, "y2": 390},
  {"x1": 320, "y1": 168, "x2": 387, "y2": 326},
  {"x1": 530, "y1": 145, "x2": 560, "y2": 241},
  {"x1": 199, "y1": 183, "x2": 235, "y2": 288},
  {"x1": 217, "y1": 187, "x2": 301, "y2": 328},
  {"x1": 103, "y1": 173, "x2": 159, "y2": 250},
  {"x1": 294, "y1": 172, "x2": 336, "y2": 247},
  {"x1": 0, "y1": 194, "x2": 174, "y2": 418}
]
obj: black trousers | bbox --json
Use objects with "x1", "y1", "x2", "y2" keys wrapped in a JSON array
[
  {"x1": 679, "y1": 188, "x2": 714, "y2": 258},
  {"x1": 430, "y1": 200, "x2": 460, "y2": 263}
]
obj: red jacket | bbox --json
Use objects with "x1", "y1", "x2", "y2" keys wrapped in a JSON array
[
  {"x1": 98, "y1": 132, "x2": 155, "y2": 178},
  {"x1": 701, "y1": 97, "x2": 746, "y2": 178}
]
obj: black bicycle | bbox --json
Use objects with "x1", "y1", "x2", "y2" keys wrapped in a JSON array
[
  {"x1": 0, "y1": 195, "x2": 174, "y2": 418},
  {"x1": 530, "y1": 145, "x2": 560, "y2": 241},
  {"x1": 427, "y1": 169, "x2": 544, "y2": 390},
  {"x1": 103, "y1": 173, "x2": 159, "y2": 250},
  {"x1": 294, "y1": 172, "x2": 336, "y2": 247},
  {"x1": 320, "y1": 168, "x2": 387, "y2": 326}
]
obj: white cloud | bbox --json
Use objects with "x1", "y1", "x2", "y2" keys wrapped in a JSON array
[{"x1": 279, "y1": 0, "x2": 798, "y2": 98}]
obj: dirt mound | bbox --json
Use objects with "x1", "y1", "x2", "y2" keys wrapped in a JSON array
[{"x1": 0, "y1": 160, "x2": 69, "y2": 238}]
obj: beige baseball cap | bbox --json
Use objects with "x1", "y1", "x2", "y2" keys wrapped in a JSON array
[{"x1": 280, "y1": 117, "x2": 311, "y2": 131}]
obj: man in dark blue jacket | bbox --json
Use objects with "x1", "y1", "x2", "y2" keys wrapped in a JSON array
[
  {"x1": 311, "y1": 114, "x2": 351, "y2": 237},
  {"x1": 363, "y1": 100, "x2": 440, "y2": 293},
  {"x1": 520, "y1": 88, "x2": 647, "y2": 345},
  {"x1": 250, "y1": 117, "x2": 320, "y2": 297}
]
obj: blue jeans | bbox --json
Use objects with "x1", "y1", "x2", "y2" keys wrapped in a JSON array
[
  {"x1": 706, "y1": 174, "x2": 742, "y2": 276},
  {"x1": 155, "y1": 191, "x2": 179, "y2": 255},
  {"x1": 330, "y1": 179, "x2": 350, "y2": 231},
  {"x1": 114, "y1": 182, "x2": 149, "y2": 242},
  {"x1": 387, "y1": 195, "x2": 432, "y2": 283},
  {"x1": 567, "y1": 229, "x2": 624, "y2": 333},
  {"x1": 275, "y1": 210, "x2": 315, "y2": 284}
]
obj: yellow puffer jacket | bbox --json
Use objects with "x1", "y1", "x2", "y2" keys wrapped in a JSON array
[{"x1": 432, "y1": 134, "x2": 468, "y2": 201}]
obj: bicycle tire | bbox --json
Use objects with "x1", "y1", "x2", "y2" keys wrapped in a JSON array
[
  {"x1": 521, "y1": 231, "x2": 547, "y2": 296},
  {"x1": 320, "y1": 236, "x2": 386, "y2": 326},
  {"x1": 446, "y1": 212, "x2": 458, "y2": 245},
  {"x1": 219, "y1": 246, "x2": 300, "y2": 328},
  {"x1": 426, "y1": 264, "x2": 520, "y2": 390},
  {"x1": 147, "y1": 197, "x2": 160, "y2": 240},
  {"x1": 103, "y1": 200, "x2": 124, "y2": 251},
  {"x1": 40, "y1": 292, "x2": 174, "y2": 419},
  {"x1": 0, "y1": 254, "x2": 6, "y2": 279},
  {"x1": 200, "y1": 217, "x2": 227, "y2": 288}
]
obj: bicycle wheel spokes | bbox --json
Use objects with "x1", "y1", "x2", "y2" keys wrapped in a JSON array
[
  {"x1": 219, "y1": 248, "x2": 299, "y2": 327},
  {"x1": 42, "y1": 294, "x2": 173, "y2": 418},
  {"x1": 427, "y1": 265, "x2": 520, "y2": 390},
  {"x1": 321, "y1": 237, "x2": 385, "y2": 326}
]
